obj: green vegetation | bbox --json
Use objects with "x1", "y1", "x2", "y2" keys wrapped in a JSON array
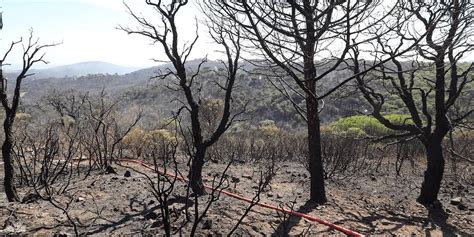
[
  {"x1": 329, "y1": 114, "x2": 413, "y2": 137},
  {"x1": 257, "y1": 120, "x2": 280, "y2": 137},
  {"x1": 16, "y1": 60, "x2": 472, "y2": 133}
]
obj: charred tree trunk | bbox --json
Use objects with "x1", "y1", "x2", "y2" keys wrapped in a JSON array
[
  {"x1": 416, "y1": 56, "x2": 449, "y2": 207},
  {"x1": 306, "y1": 81, "x2": 327, "y2": 204},
  {"x1": 2, "y1": 115, "x2": 19, "y2": 202},
  {"x1": 0, "y1": 32, "x2": 54, "y2": 202},
  {"x1": 122, "y1": 1, "x2": 242, "y2": 198},
  {"x1": 417, "y1": 139, "x2": 445, "y2": 206},
  {"x1": 189, "y1": 146, "x2": 206, "y2": 195},
  {"x1": 303, "y1": 3, "x2": 327, "y2": 204}
]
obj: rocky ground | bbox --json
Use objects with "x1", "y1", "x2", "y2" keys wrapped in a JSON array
[{"x1": 0, "y1": 159, "x2": 472, "y2": 236}]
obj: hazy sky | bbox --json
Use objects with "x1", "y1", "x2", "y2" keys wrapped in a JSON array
[
  {"x1": 1, "y1": 1, "x2": 472, "y2": 70},
  {"x1": 0, "y1": 0, "x2": 211, "y2": 69}
]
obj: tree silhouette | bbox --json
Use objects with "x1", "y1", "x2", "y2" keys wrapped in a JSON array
[
  {"x1": 208, "y1": 0, "x2": 411, "y2": 204},
  {"x1": 0, "y1": 30, "x2": 56, "y2": 202},
  {"x1": 351, "y1": 0, "x2": 473, "y2": 206},
  {"x1": 120, "y1": 0, "x2": 244, "y2": 195}
]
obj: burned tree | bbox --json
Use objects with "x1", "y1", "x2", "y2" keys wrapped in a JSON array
[
  {"x1": 211, "y1": 0, "x2": 390, "y2": 203},
  {"x1": 0, "y1": 31, "x2": 55, "y2": 202},
  {"x1": 120, "y1": 0, "x2": 243, "y2": 195},
  {"x1": 352, "y1": 0, "x2": 473, "y2": 206},
  {"x1": 83, "y1": 91, "x2": 142, "y2": 171}
]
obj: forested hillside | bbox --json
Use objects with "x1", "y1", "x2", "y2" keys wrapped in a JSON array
[
  {"x1": 15, "y1": 59, "x2": 472, "y2": 130},
  {"x1": 12, "y1": 59, "x2": 371, "y2": 129}
]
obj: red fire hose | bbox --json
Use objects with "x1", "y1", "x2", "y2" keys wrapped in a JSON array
[{"x1": 114, "y1": 158, "x2": 364, "y2": 237}]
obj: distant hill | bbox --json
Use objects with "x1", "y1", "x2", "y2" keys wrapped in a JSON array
[
  {"x1": 25, "y1": 61, "x2": 141, "y2": 79},
  {"x1": 128, "y1": 59, "x2": 257, "y2": 79},
  {"x1": 5, "y1": 58, "x2": 471, "y2": 130},
  {"x1": 16, "y1": 59, "x2": 367, "y2": 129}
]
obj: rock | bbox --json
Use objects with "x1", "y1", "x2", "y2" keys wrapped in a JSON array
[
  {"x1": 277, "y1": 194, "x2": 283, "y2": 199},
  {"x1": 144, "y1": 211, "x2": 159, "y2": 220},
  {"x1": 148, "y1": 200, "x2": 156, "y2": 205},
  {"x1": 242, "y1": 175, "x2": 252, "y2": 180},
  {"x1": 111, "y1": 177, "x2": 119, "y2": 180},
  {"x1": 75, "y1": 197, "x2": 85, "y2": 202},
  {"x1": 105, "y1": 165, "x2": 117, "y2": 174},
  {"x1": 21, "y1": 193, "x2": 41, "y2": 204},
  {"x1": 124, "y1": 171, "x2": 131, "y2": 177},
  {"x1": 267, "y1": 193, "x2": 274, "y2": 197},
  {"x1": 231, "y1": 177, "x2": 240, "y2": 183},
  {"x1": 450, "y1": 197, "x2": 462, "y2": 205},
  {"x1": 202, "y1": 219, "x2": 212, "y2": 230},
  {"x1": 457, "y1": 204, "x2": 467, "y2": 211}
]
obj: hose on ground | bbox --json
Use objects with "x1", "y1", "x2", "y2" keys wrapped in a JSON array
[{"x1": 112, "y1": 158, "x2": 364, "y2": 236}]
